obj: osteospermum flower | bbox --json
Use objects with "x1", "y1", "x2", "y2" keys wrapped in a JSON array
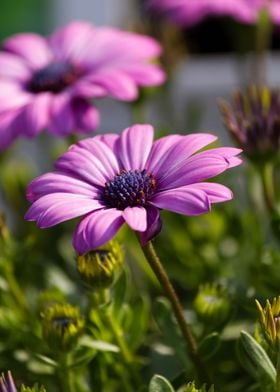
[
  {"x1": 25, "y1": 124, "x2": 241, "y2": 255},
  {"x1": 148, "y1": 0, "x2": 280, "y2": 27},
  {"x1": 219, "y1": 86, "x2": 280, "y2": 162},
  {"x1": 0, "y1": 21, "x2": 165, "y2": 150}
]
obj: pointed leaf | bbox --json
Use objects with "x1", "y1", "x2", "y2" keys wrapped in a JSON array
[
  {"x1": 149, "y1": 375, "x2": 175, "y2": 392},
  {"x1": 198, "y1": 332, "x2": 221, "y2": 360}
]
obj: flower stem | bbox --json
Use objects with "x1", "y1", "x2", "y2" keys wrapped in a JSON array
[
  {"x1": 57, "y1": 354, "x2": 75, "y2": 392},
  {"x1": 139, "y1": 240, "x2": 211, "y2": 384},
  {"x1": 255, "y1": 9, "x2": 272, "y2": 85},
  {"x1": 259, "y1": 162, "x2": 275, "y2": 214}
]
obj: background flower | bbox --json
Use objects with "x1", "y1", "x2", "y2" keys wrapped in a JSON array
[
  {"x1": 25, "y1": 124, "x2": 241, "y2": 255},
  {"x1": 147, "y1": 0, "x2": 280, "y2": 27},
  {"x1": 0, "y1": 21, "x2": 165, "y2": 150}
]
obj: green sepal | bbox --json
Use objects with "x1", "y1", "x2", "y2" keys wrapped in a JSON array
[{"x1": 237, "y1": 331, "x2": 276, "y2": 389}]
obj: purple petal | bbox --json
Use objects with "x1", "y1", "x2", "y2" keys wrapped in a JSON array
[
  {"x1": 0, "y1": 52, "x2": 31, "y2": 81},
  {"x1": 190, "y1": 182, "x2": 233, "y2": 203},
  {"x1": 27, "y1": 172, "x2": 99, "y2": 202},
  {"x1": 151, "y1": 187, "x2": 210, "y2": 215},
  {"x1": 139, "y1": 205, "x2": 162, "y2": 245},
  {"x1": 147, "y1": 133, "x2": 217, "y2": 179},
  {"x1": 0, "y1": 81, "x2": 31, "y2": 114},
  {"x1": 116, "y1": 124, "x2": 154, "y2": 170},
  {"x1": 18, "y1": 93, "x2": 51, "y2": 137},
  {"x1": 49, "y1": 21, "x2": 94, "y2": 62},
  {"x1": 4, "y1": 33, "x2": 52, "y2": 69},
  {"x1": 90, "y1": 71, "x2": 138, "y2": 101},
  {"x1": 119, "y1": 63, "x2": 166, "y2": 86},
  {"x1": 205, "y1": 147, "x2": 243, "y2": 168},
  {"x1": 0, "y1": 110, "x2": 21, "y2": 151},
  {"x1": 48, "y1": 93, "x2": 74, "y2": 136},
  {"x1": 123, "y1": 206, "x2": 147, "y2": 232},
  {"x1": 73, "y1": 208, "x2": 124, "y2": 254},
  {"x1": 72, "y1": 98, "x2": 99, "y2": 132},
  {"x1": 55, "y1": 140, "x2": 119, "y2": 187},
  {"x1": 25, "y1": 193, "x2": 103, "y2": 228},
  {"x1": 94, "y1": 134, "x2": 119, "y2": 150}
]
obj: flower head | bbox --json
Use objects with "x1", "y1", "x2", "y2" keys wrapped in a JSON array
[
  {"x1": 256, "y1": 296, "x2": 280, "y2": 349},
  {"x1": 184, "y1": 382, "x2": 214, "y2": 392},
  {"x1": 25, "y1": 124, "x2": 241, "y2": 255},
  {"x1": 0, "y1": 21, "x2": 165, "y2": 150},
  {"x1": 219, "y1": 86, "x2": 280, "y2": 163},
  {"x1": 148, "y1": 0, "x2": 280, "y2": 27},
  {"x1": 194, "y1": 283, "x2": 231, "y2": 328},
  {"x1": 77, "y1": 240, "x2": 123, "y2": 290},
  {"x1": 0, "y1": 372, "x2": 16, "y2": 392},
  {"x1": 41, "y1": 303, "x2": 84, "y2": 353}
]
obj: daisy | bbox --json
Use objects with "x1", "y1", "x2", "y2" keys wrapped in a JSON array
[{"x1": 25, "y1": 124, "x2": 242, "y2": 254}]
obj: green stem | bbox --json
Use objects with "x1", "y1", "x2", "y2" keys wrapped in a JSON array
[
  {"x1": 259, "y1": 162, "x2": 275, "y2": 214},
  {"x1": 57, "y1": 354, "x2": 75, "y2": 392},
  {"x1": 4, "y1": 263, "x2": 28, "y2": 313},
  {"x1": 140, "y1": 240, "x2": 211, "y2": 384}
]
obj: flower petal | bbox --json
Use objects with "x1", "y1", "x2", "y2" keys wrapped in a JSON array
[
  {"x1": 148, "y1": 133, "x2": 217, "y2": 180},
  {"x1": 27, "y1": 172, "x2": 99, "y2": 202},
  {"x1": 0, "y1": 110, "x2": 21, "y2": 151},
  {"x1": 123, "y1": 206, "x2": 147, "y2": 232},
  {"x1": 48, "y1": 94, "x2": 74, "y2": 136},
  {"x1": 139, "y1": 205, "x2": 162, "y2": 245},
  {"x1": 119, "y1": 63, "x2": 166, "y2": 86},
  {"x1": 4, "y1": 33, "x2": 52, "y2": 69},
  {"x1": 72, "y1": 98, "x2": 99, "y2": 132},
  {"x1": 151, "y1": 187, "x2": 210, "y2": 215},
  {"x1": 116, "y1": 124, "x2": 154, "y2": 170},
  {"x1": 49, "y1": 21, "x2": 94, "y2": 62},
  {"x1": 190, "y1": 182, "x2": 233, "y2": 203},
  {"x1": 25, "y1": 193, "x2": 103, "y2": 228},
  {"x1": 94, "y1": 134, "x2": 119, "y2": 150},
  {"x1": 0, "y1": 52, "x2": 31, "y2": 81},
  {"x1": 17, "y1": 93, "x2": 51, "y2": 137},
  {"x1": 0, "y1": 81, "x2": 31, "y2": 114},
  {"x1": 73, "y1": 208, "x2": 124, "y2": 254}
]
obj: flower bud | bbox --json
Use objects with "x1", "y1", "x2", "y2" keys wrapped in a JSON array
[
  {"x1": 219, "y1": 86, "x2": 280, "y2": 163},
  {"x1": 42, "y1": 303, "x2": 84, "y2": 353},
  {"x1": 37, "y1": 289, "x2": 66, "y2": 316},
  {"x1": 184, "y1": 382, "x2": 214, "y2": 392},
  {"x1": 20, "y1": 385, "x2": 46, "y2": 392},
  {"x1": 194, "y1": 283, "x2": 231, "y2": 329},
  {"x1": 256, "y1": 296, "x2": 280, "y2": 349},
  {"x1": 76, "y1": 240, "x2": 123, "y2": 291},
  {"x1": 0, "y1": 371, "x2": 17, "y2": 392}
]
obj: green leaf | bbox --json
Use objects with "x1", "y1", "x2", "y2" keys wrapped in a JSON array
[
  {"x1": 149, "y1": 375, "x2": 175, "y2": 392},
  {"x1": 153, "y1": 297, "x2": 188, "y2": 366},
  {"x1": 112, "y1": 269, "x2": 127, "y2": 317},
  {"x1": 198, "y1": 332, "x2": 221, "y2": 360},
  {"x1": 35, "y1": 354, "x2": 58, "y2": 367},
  {"x1": 69, "y1": 348, "x2": 97, "y2": 369},
  {"x1": 127, "y1": 296, "x2": 150, "y2": 350},
  {"x1": 237, "y1": 331, "x2": 276, "y2": 388},
  {"x1": 79, "y1": 335, "x2": 120, "y2": 353}
]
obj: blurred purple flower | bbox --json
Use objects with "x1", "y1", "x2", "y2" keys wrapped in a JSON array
[
  {"x1": 148, "y1": 0, "x2": 280, "y2": 27},
  {"x1": 25, "y1": 124, "x2": 241, "y2": 254},
  {"x1": 0, "y1": 21, "x2": 165, "y2": 150},
  {"x1": 0, "y1": 372, "x2": 16, "y2": 392}
]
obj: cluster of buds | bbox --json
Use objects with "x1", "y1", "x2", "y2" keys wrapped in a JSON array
[
  {"x1": 184, "y1": 382, "x2": 214, "y2": 392},
  {"x1": 0, "y1": 372, "x2": 45, "y2": 392},
  {"x1": 41, "y1": 303, "x2": 84, "y2": 353},
  {"x1": 256, "y1": 296, "x2": 280, "y2": 349},
  {"x1": 219, "y1": 86, "x2": 280, "y2": 163},
  {"x1": 76, "y1": 240, "x2": 123, "y2": 291},
  {"x1": 194, "y1": 283, "x2": 231, "y2": 329}
]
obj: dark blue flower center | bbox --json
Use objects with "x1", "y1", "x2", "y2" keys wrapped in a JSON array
[
  {"x1": 27, "y1": 61, "x2": 81, "y2": 94},
  {"x1": 53, "y1": 317, "x2": 75, "y2": 330},
  {"x1": 103, "y1": 169, "x2": 156, "y2": 210}
]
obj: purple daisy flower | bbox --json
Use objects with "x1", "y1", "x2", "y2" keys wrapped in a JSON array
[
  {"x1": 25, "y1": 124, "x2": 242, "y2": 255},
  {"x1": 0, "y1": 21, "x2": 165, "y2": 150},
  {"x1": 148, "y1": 0, "x2": 280, "y2": 27}
]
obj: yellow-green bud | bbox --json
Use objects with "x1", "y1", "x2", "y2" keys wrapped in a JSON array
[
  {"x1": 20, "y1": 385, "x2": 46, "y2": 392},
  {"x1": 76, "y1": 240, "x2": 123, "y2": 291},
  {"x1": 42, "y1": 303, "x2": 84, "y2": 353},
  {"x1": 194, "y1": 283, "x2": 231, "y2": 328},
  {"x1": 37, "y1": 289, "x2": 66, "y2": 316},
  {"x1": 184, "y1": 382, "x2": 214, "y2": 392},
  {"x1": 256, "y1": 296, "x2": 280, "y2": 349}
]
